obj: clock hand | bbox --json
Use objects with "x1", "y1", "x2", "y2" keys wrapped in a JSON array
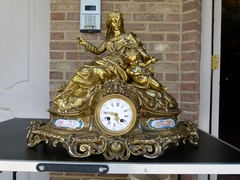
[{"x1": 105, "y1": 112, "x2": 120, "y2": 121}]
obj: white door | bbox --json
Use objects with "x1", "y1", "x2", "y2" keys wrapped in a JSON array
[
  {"x1": 0, "y1": 0, "x2": 50, "y2": 179},
  {"x1": 0, "y1": 0, "x2": 50, "y2": 121}
]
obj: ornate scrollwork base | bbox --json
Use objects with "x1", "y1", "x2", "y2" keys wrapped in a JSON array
[{"x1": 26, "y1": 119, "x2": 198, "y2": 160}]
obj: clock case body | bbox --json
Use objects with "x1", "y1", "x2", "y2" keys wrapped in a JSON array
[{"x1": 27, "y1": 78, "x2": 198, "y2": 160}]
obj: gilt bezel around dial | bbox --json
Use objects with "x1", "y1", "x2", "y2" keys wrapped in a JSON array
[{"x1": 95, "y1": 94, "x2": 137, "y2": 136}]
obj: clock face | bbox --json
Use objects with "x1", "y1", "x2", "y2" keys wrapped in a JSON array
[{"x1": 95, "y1": 94, "x2": 136, "y2": 136}]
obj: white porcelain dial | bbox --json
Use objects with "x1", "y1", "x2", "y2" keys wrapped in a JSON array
[{"x1": 95, "y1": 94, "x2": 136, "y2": 136}]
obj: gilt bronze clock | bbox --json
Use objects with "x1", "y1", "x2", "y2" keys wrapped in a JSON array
[{"x1": 26, "y1": 10, "x2": 199, "y2": 160}]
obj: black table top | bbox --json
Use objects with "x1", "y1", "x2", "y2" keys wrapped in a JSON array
[{"x1": 1, "y1": 118, "x2": 240, "y2": 174}]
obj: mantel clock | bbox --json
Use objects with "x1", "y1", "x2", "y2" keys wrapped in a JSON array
[{"x1": 26, "y1": 10, "x2": 199, "y2": 160}]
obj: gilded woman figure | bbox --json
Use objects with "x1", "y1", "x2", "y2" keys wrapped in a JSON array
[{"x1": 52, "y1": 10, "x2": 177, "y2": 111}]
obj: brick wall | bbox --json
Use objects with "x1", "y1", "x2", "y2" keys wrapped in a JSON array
[{"x1": 50, "y1": 0, "x2": 201, "y2": 179}]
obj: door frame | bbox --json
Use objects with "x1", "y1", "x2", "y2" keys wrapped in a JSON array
[
  {"x1": 199, "y1": 0, "x2": 221, "y2": 138},
  {"x1": 211, "y1": 0, "x2": 222, "y2": 137}
]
